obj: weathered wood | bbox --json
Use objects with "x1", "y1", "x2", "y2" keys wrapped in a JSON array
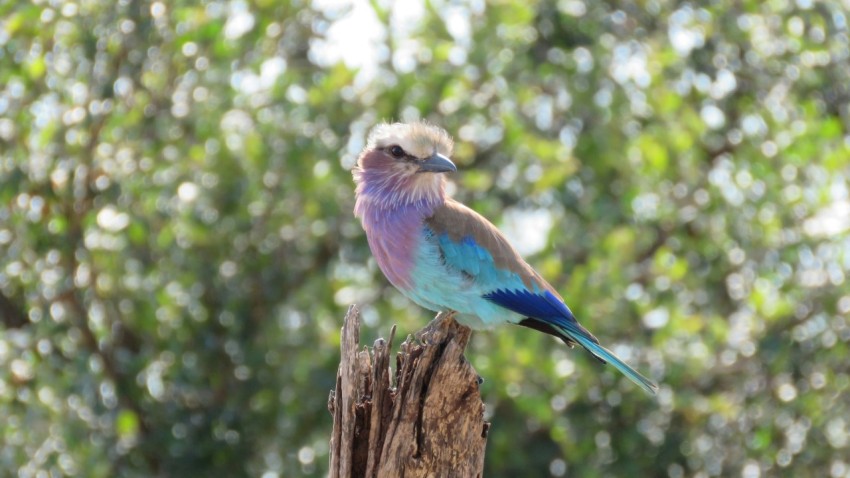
[
  {"x1": 329, "y1": 305, "x2": 362, "y2": 478},
  {"x1": 329, "y1": 307, "x2": 489, "y2": 478}
]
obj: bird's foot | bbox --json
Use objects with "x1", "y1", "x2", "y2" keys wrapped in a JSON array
[
  {"x1": 415, "y1": 310, "x2": 457, "y2": 344},
  {"x1": 414, "y1": 321, "x2": 438, "y2": 345}
]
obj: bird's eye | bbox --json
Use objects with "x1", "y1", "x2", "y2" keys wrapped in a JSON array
[{"x1": 389, "y1": 145, "x2": 405, "y2": 158}]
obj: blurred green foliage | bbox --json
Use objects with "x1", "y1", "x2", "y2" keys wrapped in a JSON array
[{"x1": 1, "y1": 0, "x2": 849, "y2": 476}]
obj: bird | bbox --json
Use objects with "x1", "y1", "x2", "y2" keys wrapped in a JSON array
[{"x1": 352, "y1": 121, "x2": 658, "y2": 395}]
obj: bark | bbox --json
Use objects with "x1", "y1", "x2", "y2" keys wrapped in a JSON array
[{"x1": 329, "y1": 305, "x2": 489, "y2": 478}]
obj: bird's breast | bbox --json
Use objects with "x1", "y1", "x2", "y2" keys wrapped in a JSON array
[{"x1": 361, "y1": 207, "x2": 424, "y2": 290}]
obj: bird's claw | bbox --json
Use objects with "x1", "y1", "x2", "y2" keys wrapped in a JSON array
[{"x1": 415, "y1": 311, "x2": 458, "y2": 345}]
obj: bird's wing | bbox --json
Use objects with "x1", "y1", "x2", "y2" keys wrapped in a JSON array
[
  {"x1": 425, "y1": 199, "x2": 658, "y2": 395},
  {"x1": 425, "y1": 198, "x2": 598, "y2": 343},
  {"x1": 425, "y1": 198, "x2": 551, "y2": 291}
]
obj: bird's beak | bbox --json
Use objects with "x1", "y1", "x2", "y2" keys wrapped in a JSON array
[{"x1": 418, "y1": 153, "x2": 457, "y2": 173}]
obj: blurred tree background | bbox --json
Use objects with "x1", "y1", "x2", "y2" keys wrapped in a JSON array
[{"x1": 1, "y1": 0, "x2": 849, "y2": 476}]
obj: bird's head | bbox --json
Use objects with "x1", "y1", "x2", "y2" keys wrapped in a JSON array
[{"x1": 353, "y1": 121, "x2": 456, "y2": 211}]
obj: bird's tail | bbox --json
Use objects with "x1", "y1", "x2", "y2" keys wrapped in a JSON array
[
  {"x1": 554, "y1": 319, "x2": 658, "y2": 395},
  {"x1": 484, "y1": 288, "x2": 658, "y2": 394}
]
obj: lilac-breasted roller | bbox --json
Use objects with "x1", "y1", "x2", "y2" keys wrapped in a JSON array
[{"x1": 353, "y1": 121, "x2": 658, "y2": 395}]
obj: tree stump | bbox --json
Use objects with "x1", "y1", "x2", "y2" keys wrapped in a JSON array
[{"x1": 328, "y1": 305, "x2": 490, "y2": 478}]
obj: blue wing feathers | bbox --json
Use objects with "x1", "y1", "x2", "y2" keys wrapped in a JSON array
[
  {"x1": 483, "y1": 289, "x2": 573, "y2": 322},
  {"x1": 436, "y1": 231, "x2": 507, "y2": 283},
  {"x1": 485, "y1": 288, "x2": 658, "y2": 395}
]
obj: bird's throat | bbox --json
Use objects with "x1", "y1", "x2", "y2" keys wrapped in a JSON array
[{"x1": 355, "y1": 191, "x2": 445, "y2": 290}]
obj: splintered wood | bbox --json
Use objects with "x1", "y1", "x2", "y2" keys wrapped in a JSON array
[{"x1": 329, "y1": 306, "x2": 489, "y2": 478}]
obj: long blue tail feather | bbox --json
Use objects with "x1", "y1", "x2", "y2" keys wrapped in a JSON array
[{"x1": 555, "y1": 320, "x2": 658, "y2": 395}]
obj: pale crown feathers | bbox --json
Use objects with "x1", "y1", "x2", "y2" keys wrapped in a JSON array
[{"x1": 366, "y1": 121, "x2": 454, "y2": 159}]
